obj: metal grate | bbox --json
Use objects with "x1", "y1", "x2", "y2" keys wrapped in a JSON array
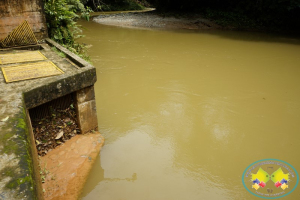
[
  {"x1": 1, "y1": 61, "x2": 64, "y2": 83},
  {"x1": 29, "y1": 93, "x2": 75, "y2": 120},
  {"x1": 0, "y1": 51, "x2": 47, "y2": 65},
  {"x1": 0, "y1": 20, "x2": 38, "y2": 48}
]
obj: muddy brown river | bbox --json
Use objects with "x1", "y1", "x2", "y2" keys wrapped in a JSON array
[{"x1": 78, "y1": 19, "x2": 300, "y2": 199}]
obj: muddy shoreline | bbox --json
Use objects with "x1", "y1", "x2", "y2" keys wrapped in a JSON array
[
  {"x1": 91, "y1": 11, "x2": 300, "y2": 36},
  {"x1": 92, "y1": 11, "x2": 221, "y2": 30}
]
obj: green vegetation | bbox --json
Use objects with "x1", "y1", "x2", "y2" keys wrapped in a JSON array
[
  {"x1": 51, "y1": 47, "x2": 66, "y2": 58},
  {"x1": 39, "y1": 164, "x2": 49, "y2": 183},
  {"x1": 44, "y1": 0, "x2": 299, "y2": 43},
  {"x1": 0, "y1": 108, "x2": 35, "y2": 198},
  {"x1": 86, "y1": 0, "x2": 149, "y2": 11},
  {"x1": 43, "y1": 0, "x2": 91, "y2": 61},
  {"x1": 43, "y1": 0, "x2": 150, "y2": 60},
  {"x1": 0, "y1": 112, "x2": 27, "y2": 155}
]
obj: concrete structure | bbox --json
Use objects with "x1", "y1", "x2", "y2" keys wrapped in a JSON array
[
  {"x1": 0, "y1": 40, "x2": 99, "y2": 199},
  {"x1": 0, "y1": 1, "x2": 101, "y2": 198},
  {"x1": 0, "y1": 0, "x2": 47, "y2": 40}
]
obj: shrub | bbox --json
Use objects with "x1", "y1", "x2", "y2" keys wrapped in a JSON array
[{"x1": 43, "y1": 0, "x2": 91, "y2": 60}]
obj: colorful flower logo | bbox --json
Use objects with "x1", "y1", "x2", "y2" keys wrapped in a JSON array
[{"x1": 242, "y1": 159, "x2": 298, "y2": 199}]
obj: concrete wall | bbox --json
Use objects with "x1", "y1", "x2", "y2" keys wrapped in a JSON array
[
  {"x1": 76, "y1": 86, "x2": 99, "y2": 134},
  {"x1": 0, "y1": 39, "x2": 97, "y2": 199},
  {"x1": 0, "y1": 0, "x2": 47, "y2": 41}
]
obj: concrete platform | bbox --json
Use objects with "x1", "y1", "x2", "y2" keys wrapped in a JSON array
[
  {"x1": 40, "y1": 133, "x2": 104, "y2": 200},
  {"x1": 0, "y1": 39, "x2": 97, "y2": 199}
]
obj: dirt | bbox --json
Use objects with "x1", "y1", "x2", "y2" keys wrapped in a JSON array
[
  {"x1": 39, "y1": 133, "x2": 104, "y2": 200},
  {"x1": 93, "y1": 11, "x2": 221, "y2": 30}
]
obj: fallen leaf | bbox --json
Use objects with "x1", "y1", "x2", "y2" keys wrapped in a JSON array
[
  {"x1": 36, "y1": 140, "x2": 41, "y2": 145},
  {"x1": 1, "y1": 116, "x2": 9, "y2": 122},
  {"x1": 31, "y1": 102, "x2": 79, "y2": 156},
  {"x1": 64, "y1": 118, "x2": 71, "y2": 122},
  {"x1": 55, "y1": 131, "x2": 64, "y2": 139}
]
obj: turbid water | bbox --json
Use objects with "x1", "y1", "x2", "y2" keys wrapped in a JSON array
[{"x1": 78, "y1": 19, "x2": 300, "y2": 199}]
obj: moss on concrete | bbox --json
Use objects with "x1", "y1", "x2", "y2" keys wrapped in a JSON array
[
  {"x1": 0, "y1": 107, "x2": 35, "y2": 198},
  {"x1": 0, "y1": 120, "x2": 19, "y2": 155},
  {"x1": 0, "y1": 166, "x2": 18, "y2": 180},
  {"x1": 0, "y1": 39, "x2": 97, "y2": 199}
]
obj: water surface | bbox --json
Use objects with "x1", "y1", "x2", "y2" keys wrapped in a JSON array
[{"x1": 78, "y1": 20, "x2": 300, "y2": 199}]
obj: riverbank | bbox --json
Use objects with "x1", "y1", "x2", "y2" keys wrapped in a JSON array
[
  {"x1": 93, "y1": 11, "x2": 221, "y2": 30},
  {"x1": 92, "y1": 10, "x2": 300, "y2": 35}
]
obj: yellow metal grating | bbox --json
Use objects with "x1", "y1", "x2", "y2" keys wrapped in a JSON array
[
  {"x1": 0, "y1": 20, "x2": 38, "y2": 48},
  {"x1": 0, "y1": 51, "x2": 47, "y2": 65},
  {"x1": 1, "y1": 61, "x2": 64, "y2": 83}
]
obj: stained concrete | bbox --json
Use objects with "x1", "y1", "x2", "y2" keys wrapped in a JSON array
[
  {"x1": 40, "y1": 133, "x2": 104, "y2": 200},
  {"x1": 0, "y1": 0, "x2": 47, "y2": 40},
  {"x1": 76, "y1": 86, "x2": 98, "y2": 134},
  {"x1": 0, "y1": 39, "x2": 97, "y2": 199}
]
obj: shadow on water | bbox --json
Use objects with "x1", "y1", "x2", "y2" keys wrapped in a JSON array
[
  {"x1": 80, "y1": 154, "x2": 104, "y2": 197},
  {"x1": 79, "y1": 15, "x2": 300, "y2": 46},
  {"x1": 180, "y1": 29, "x2": 300, "y2": 46},
  {"x1": 80, "y1": 153, "x2": 138, "y2": 198}
]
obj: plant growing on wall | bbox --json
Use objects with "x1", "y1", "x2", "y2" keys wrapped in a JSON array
[{"x1": 43, "y1": 0, "x2": 91, "y2": 60}]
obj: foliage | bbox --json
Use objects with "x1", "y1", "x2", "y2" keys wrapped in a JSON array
[
  {"x1": 86, "y1": 0, "x2": 147, "y2": 11},
  {"x1": 43, "y1": 0, "x2": 91, "y2": 61},
  {"x1": 51, "y1": 47, "x2": 66, "y2": 58}
]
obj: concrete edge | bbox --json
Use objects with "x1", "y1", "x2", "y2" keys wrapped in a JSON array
[
  {"x1": 0, "y1": 107, "x2": 37, "y2": 199},
  {"x1": 21, "y1": 40, "x2": 98, "y2": 198},
  {"x1": 0, "y1": 45, "x2": 43, "y2": 51},
  {"x1": 24, "y1": 106, "x2": 44, "y2": 200},
  {"x1": 0, "y1": 40, "x2": 98, "y2": 199},
  {"x1": 24, "y1": 39, "x2": 97, "y2": 109},
  {"x1": 24, "y1": 68, "x2": 97, "y2": 109},
  {"x1": 45, "y1": 38, "x2": 92, "y2": 68}
]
